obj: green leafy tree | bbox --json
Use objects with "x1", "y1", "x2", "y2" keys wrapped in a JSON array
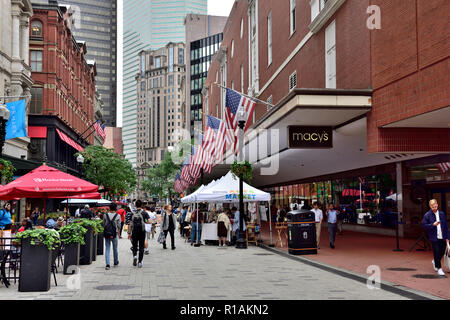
[
  {"x1": 142, "y1": 152, "x2": 180, "y2": 202},
  {"x1": 76, "y1": 146, "x2": 137, "y2": 198}
]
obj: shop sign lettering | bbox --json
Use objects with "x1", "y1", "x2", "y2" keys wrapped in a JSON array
[{"x1": 288, "y1": 126, "x2": 333, "y2": 149}]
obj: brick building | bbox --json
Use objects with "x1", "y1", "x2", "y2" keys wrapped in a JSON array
[
  {"x1": 202, "y1": 0, "x2": 449, "y2": 237},
  {"x1": 27, "y1": 0, "x2": 96, "y2": 175}
]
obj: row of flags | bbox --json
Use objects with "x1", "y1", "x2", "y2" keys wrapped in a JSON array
[{"x1": 174, "y1": 88, "x2": 256, "y2": 193}]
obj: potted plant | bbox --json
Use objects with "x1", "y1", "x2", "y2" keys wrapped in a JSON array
[
  {"x1": 73, "y1": 218, "x2": 96, "y2": 265},
  {"x1": 94, "y1": 218, "x2": 104, "y2": 256},
  {"x1": 15, "y1": 229, "x2": 60, "y2": 292},
  {"x1": 59, "y1": 223, "x2": 87, "y2": 274},
  {"x1": 231, "y1": 160, "x2": 253, "y2": 182}
]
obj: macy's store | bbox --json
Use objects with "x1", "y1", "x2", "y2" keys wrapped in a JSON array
[{"x1": 207, "y1": 89, "x2": 449, "y2": 239}]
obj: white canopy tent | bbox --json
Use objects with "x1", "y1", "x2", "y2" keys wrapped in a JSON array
[
  {"x1": 180, "y1": 171, "x2": 273, "y2": 245},
  {"x1": 60, "y1": 198, "x2": 112, "y2": 206},
  {"x1": 181, "y1": 171, "x2": 271, "y2": 203}
]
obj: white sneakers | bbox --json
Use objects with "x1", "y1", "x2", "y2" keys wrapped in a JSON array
[
  {"x1": 432, "y1": 260, "x2": 438, "y2": 271},
  {"x1": 437, "y1": 268, "x2": 445, "y2": 276}
]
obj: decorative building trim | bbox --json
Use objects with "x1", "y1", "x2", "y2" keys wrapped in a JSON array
[{"x1": 309, "y1": 0, "x2": 346, "y2": 34}]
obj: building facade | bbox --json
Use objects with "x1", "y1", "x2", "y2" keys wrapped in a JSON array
[
  {"x1": 61, "y1": 0, "x2": 117, "y2": 127},
  {"x1": 0, "y1": 0, "x2": 34, "y2": 162},
  {"x1": 28, "y1": 1, "x2": 96, "y2": 176},
  {"x1": 103, "y1": 126, "x2": 123, "y2": 155},
  {"x1": 136, "y1": 42, "x2": 186, "y2": 167},
  {"x1": 122, "y1": 0, "x2": 207, "y2": 168},
  {"x1": 203, "y1": 0, "x2": 450, "y2": 237},
  {"x1": 184, "y1": 14, "x2": 227, "y2": 137}
]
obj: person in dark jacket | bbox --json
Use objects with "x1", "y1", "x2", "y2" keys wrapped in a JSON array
[
  {"x1": 422, "y1": 199, "x2": 450, "y2": 276},
  {"x1": 161, "y1": 204, "x2": 177, "y2": 250},
  {"x1": 80, "y1": 205, "x2": 93, "y2": 219}
]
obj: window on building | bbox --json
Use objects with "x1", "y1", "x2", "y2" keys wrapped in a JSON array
[
  {"x1": 31, "y1": 20, "x2": 42, "y2": 36},
  {"x1": 141, "y1": 81, "x2": 146, "y2": 91},
  {"x1": 155, "y1": 57, "x2": 161, "y2": 68},
  {"x1": 30, "y1": 87, "x2": 43, "y2": 114},
  {"x1": 168, "y1": 75, "x2": 174, "y2": 87},
  {"x1": 268, "y1": 11, "x2": 272, "y2": 66},
  {"x1": 249, "y1": 0, "x2": 259, "y2": 93},
  {"x1": 311, "y1": 0, "x2": 328, "y2": 21},
  {"x1": 290, "y1": 0, "x2": 296, "y2": 35},
  {"x1": 178, "y1": 48, "x2": 184, "y2": 65},
  {"x1": 169, "y1": 47, "x2": 174, "y2": 72},
  {"x1": 241, "y1": 64, "x2": 244, "y2": 93},
  {"x1": 30, "y1": 50, "x2": 42, "y2": 72},
  {"x1": 231, "y1": 40, "x2": 234, "y2": 58},
  {"x1": 325, "y1": 20, "x2": 336, "y2": 88},
  {"x1": 240, "y1": 18, "x2": 244, "y2": 39},
  {"x1": 289, "y1": 71, "x2": 297, "y2": 91}
]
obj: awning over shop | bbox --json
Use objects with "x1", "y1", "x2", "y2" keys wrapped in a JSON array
[
  {"x1": 27, "y1": 126, "x2": 47, "y2": 138},
  {"x1": 56, "y1": 128, "x2": 84, "y2": 152}
]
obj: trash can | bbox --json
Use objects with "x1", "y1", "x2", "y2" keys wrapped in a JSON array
[{"x1": 286, "y1": 210, "x2": 317, "y2": 255}]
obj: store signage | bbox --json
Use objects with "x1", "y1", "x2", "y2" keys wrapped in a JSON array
[{"x1": 288, "y1": 126, "x2": 333, "y2": 149}]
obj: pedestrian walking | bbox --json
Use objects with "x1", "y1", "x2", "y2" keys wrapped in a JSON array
[
  {"x1": 161, "y1": 204, "x2": 177, "y2": 250},
  {"x1": 327, "y1": 203, "x2": 338, "y2": 249},
  {"x1": 422, "y1": 199, "x2": 450, "y2": 276},
  {"x1": 231, "y1": 206, "x2": 245, "y2": 242},
  {"x1": 148, "y1": 207, "x2": 157, "y2": 239},
  {"x1": 116, "y1": 205, "x2": 126, "y2": 238},
  {"x1": 80, "y1": 205, "x2": 93, "y2": 219},
  {"x1": 144, "y1": 206, "x2": 153, "y2": 255},
  {"x1": 217, "y1": 210, "x2": 231, "y2": 248},
  {"x1": 190, "y1": 209, "x2": 203, "y2": 246},
  {"x1": 179, "y1": 206, "x2": 187, "y2": 237},
  {"x1": 311, "y1": 202, "x2": 323, "y2": 249},
  {"x1": 127, "y1": 200, "x2": 150, "y2": 268},
  {"x1": 103, "y1": 203, "x2": 121, "y2": 270}
]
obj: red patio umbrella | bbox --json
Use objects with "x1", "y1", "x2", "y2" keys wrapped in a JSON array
[{"x1": 0, "y1": 165, "x2": 98, "y2": 222}]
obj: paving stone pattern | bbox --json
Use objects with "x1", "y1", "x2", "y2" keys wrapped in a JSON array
[{"x1": 0, "y1": 229, "x2": 412, "y2": 300}]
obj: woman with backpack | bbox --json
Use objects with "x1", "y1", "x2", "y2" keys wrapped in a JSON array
[
  {"x1": 127, "y1": 200, "x2": 149, "y2": 268},
  {"x1": 161, "y1": 204, "x2": 177, "y2": 250}
]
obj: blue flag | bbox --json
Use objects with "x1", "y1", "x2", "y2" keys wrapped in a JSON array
[{"x1": 5, "y1": 99, "x2": 27, "y2": 141}]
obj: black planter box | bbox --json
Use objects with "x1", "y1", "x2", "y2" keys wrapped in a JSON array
[
  {"x1": 63, "y1": 242, "x2": 80, "y2": 275},
  {"x1": 97, "y1": 233, "x2": 104, "y2": 255},
  {"x1": 19, "y1": 238, "x2": 51, "y2": 292},
  {"x1": 92, "y1": 234, "x2": 98, "y2": 262},
  {"x1": 79, "y1": 226, "x2": 93, "y2": 265}
]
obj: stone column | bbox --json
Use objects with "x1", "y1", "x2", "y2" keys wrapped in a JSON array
[{"x1": 21, "y1": 18, "x2": 30, "y2": 64}]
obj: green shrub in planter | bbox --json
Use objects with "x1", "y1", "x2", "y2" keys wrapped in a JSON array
[
  {"x1": 59, "y1": 223, "x2": 87, "y2": 245},
  {"x1": 59, "y1": 223, "x2": 87, "y2": 274},
  {"x1": 15, "y1": 229, "x2": 61, "y2": 250},
  {"x1": 72, "y1": 219, "x2": 95, "y2": 265},
  {"x1": 16, "y1": 229, "x2": 61, "y2": 292}
]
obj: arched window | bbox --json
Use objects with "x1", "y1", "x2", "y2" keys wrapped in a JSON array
[{"x1": 31, "y1": 20, "x2": 42, "y2": 36}]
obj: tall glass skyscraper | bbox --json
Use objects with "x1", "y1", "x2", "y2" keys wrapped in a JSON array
[
  {"x1": 123, "y1": 0, "x2": 207, "y2": 167},
  {"x1": 65, "y1": 0, "x2": 118, "y2": 127}
]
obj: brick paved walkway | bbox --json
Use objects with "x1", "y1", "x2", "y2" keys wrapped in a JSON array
[{"x1": 0, "y1": 227, "x2": 438, "y2": 300}]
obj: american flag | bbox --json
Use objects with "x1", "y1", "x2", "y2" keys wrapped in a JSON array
[
  {"x1": 225, "y1": 88, "x2": 256, "y2": 155},
  {"x1": 181, "y1": 156, "x2": 193, "y2": 185},
  {"x1": 437, "y1": 162, "x2": 450, "y2": 174},
  {"x1": 189, "y1": 144, "x2": 202, "y2": 182},
  {"x1": 207, "y1": 115, "x2": 227, "y2": 165},
  {"x1": 174, "y1": 174, "x2": 182, "y2": 193},
  {"x1": 201, "y1": 118, "x2": 218, "y2": 173},
  {"x1": 93, "y1": 120, "x2": 106, "y2": 140}
]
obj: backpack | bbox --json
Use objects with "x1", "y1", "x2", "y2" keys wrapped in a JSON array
[
  {"x1": 104, "y1": 213, "x2": 118, "y2": 239},
  {"x1": 131, "y1": 210, "x2": 145, "y2": 234}
]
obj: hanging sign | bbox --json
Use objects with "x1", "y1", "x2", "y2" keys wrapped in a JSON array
[{"x1": 288, "y1": 126, "x2": 333, "y2": 149}]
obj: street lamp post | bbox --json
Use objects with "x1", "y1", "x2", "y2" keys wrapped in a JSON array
[
  {"x1": 77, "y1": 154, "x2": 84, "y2": 178},
  {"x1": 235, "y1": 107, "x2": 247, "y2": 249}
]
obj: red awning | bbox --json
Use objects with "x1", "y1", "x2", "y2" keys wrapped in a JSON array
[
  {"x1": 28, "y1": 126, "x2": 47, "y2": 138},
  {"x1": 55, "y1": 128, "x2": 84, "y2": 152}
]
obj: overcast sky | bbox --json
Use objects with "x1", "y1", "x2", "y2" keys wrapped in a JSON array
[{"x1": 117, "y1": 0, "x2": 235, "y2": 127}]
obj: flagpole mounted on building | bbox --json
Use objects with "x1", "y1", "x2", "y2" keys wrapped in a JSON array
[{"x1": 212, "y1": 82, "x2": 274, "y2": 109}]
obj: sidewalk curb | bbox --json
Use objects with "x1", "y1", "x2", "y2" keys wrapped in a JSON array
[{"x1": 258, "y1": 243, "x2": 443, "y2": 300}]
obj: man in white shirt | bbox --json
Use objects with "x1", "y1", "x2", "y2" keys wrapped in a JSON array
[{"x1": 311, "y1": 202, "x2": 323, "y2": 249}]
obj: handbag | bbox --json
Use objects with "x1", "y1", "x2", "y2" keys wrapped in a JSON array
[
  {"x1": 444, "y1": 244, "x2": 450, "y2": 271},
  {"x1": 157, "y1": 231, "x2": 166, "y2": 244}
]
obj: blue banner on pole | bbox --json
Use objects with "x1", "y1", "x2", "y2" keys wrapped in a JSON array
[{"x1": 5, "y1": 99, "x2": 27, "y2": 141}]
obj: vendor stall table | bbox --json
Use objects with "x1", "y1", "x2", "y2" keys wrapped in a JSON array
[{"x1": 200, "y1": 223, "x2": 231, "y2": 245}]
